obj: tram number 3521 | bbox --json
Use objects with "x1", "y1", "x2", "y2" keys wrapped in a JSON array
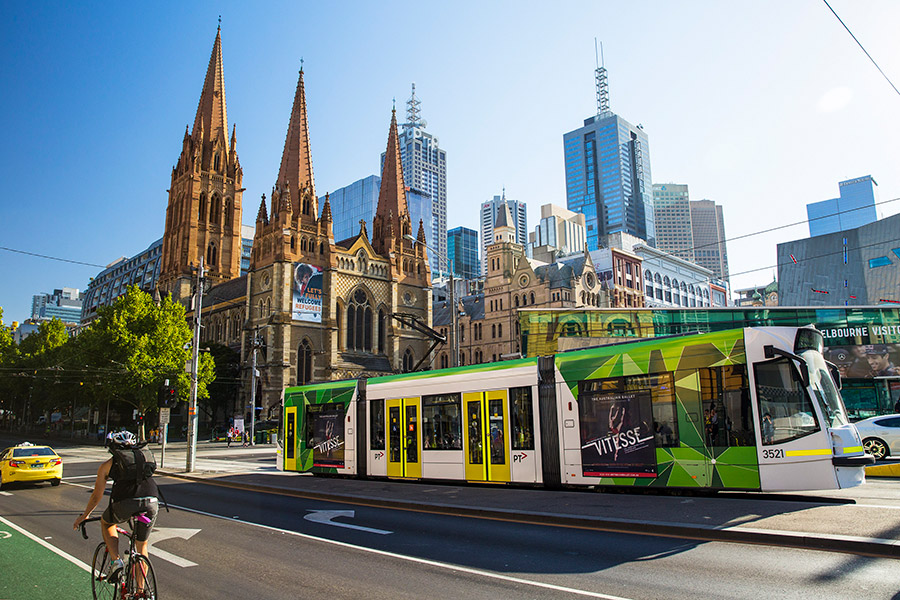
[{"x1": 762, "y1": 448, "x2": 785, "y2": 460}]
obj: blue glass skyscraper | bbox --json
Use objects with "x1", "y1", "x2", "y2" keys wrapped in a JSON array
[
  {"x1": 807, "y1": 175, "x2": 879, "y2": 237},
  {"x1": 563, "y1": 56, "x2": 653, "y2": 250},
  {"x1": 448, "y1": 226, "x2": 479, "y2": 279}
]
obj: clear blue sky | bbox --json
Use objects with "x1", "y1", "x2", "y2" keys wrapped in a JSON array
[{"x1": 2, "y1": 1, "x2": 899, "y2": 324}]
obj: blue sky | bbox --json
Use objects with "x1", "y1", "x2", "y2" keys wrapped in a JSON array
[{"x1": 2, "y1": 1, "x2": 899, "y2": 323}]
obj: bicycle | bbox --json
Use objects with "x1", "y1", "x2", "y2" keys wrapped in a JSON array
[{"x1": 80, "y1": 514, "x2": 158, "y2": 600}]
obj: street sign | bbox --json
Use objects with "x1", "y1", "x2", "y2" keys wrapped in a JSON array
[{"x1": 159, "y1": 408, "x2": 171, "y2": 425}]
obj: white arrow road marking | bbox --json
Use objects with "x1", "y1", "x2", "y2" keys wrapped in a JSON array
[
  {"x1": 304, "y1": 510, "x2": 392, "y2": 535},
  {"x1": 149, "y1": 527, "x2": 201, "y2": 567}
]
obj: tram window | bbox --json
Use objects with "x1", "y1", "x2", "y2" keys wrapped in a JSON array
[
  {"x1": 755, "y1": 358, "x2": 819, "y2": 445},
  {"x1": 304, "y1": 403, "x2": 346, "y2": 468},
  {"x1": 422, "y1": 393, "x2": 462, "y2": 450},
  {"x1": 699, "y1": 365, "x2": 752, "y2": 447},
  {"x1": 510, "y1": 386, "x2": 535, "y2": 450},
  {"x1": 370, "y1": 399, "x2": 385, "y2": 450}
]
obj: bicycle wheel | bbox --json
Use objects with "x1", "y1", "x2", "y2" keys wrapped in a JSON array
[
  {"x1": 90, "y1": 543, "x2": 116, "y2": 600},
  {"x1": 124, "y1": 554, "x2": 157, "y2": 600}
]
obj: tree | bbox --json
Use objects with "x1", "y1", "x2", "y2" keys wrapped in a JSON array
[{"x1": 79, "y1": 286, "x2": 215, "y2": 437}]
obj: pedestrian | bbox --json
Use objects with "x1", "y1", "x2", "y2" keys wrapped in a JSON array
[
  {"x1": 762, "y1": 412, "x2": 775, "y2": 445},
  {"x1": 226, "y1": 427, "x2": 233, "y2": 448}
]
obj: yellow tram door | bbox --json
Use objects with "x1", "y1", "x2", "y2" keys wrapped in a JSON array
[
  {"x1": 463, "y1": 390, "x2": 511, "y2": 483},
  {"x1": 386, "y1": 397, "x2": 422, "y2": 479},
  {"x1": 284, "y1": 406, "x2": 297, "y2": 471}
]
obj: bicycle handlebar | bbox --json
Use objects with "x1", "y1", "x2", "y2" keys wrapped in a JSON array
[{"x1": 79, "y1": 516, "x2": 102, "y2": 540}]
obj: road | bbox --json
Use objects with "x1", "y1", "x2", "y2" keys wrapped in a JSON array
[{"x1": 1, "y1": 446, "x2": 898, "y2": 599}]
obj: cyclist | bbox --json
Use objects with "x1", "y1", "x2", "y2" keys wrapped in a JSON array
[{"x1": 73, "y1": 430, "x2": 159, "y2": 579}]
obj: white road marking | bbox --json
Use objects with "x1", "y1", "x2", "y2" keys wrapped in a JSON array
[
  {"x1": 0, "y1": 515, "x2": 91, "y2": 573},
  {"x1": 304, "y1": 510, "x2": 392, "y2": 535},
  {"x1": 149, "y1": 527, "x2": 201, "y2": 568},
  {"x1": 0, "y1": 491, "x2": 12, "y2": 496},
  {"x1": 171, "y1": 503, "x2": 632, "y2": 600}
]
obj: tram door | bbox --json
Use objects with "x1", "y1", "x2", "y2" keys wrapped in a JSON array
[
  {"x1": 386, "y1": 398, "x2": 422, "y2": 479},
  {"x1": 463, "y1": 390, "x2": 511, "y2": 482},
  {"x1": 284, "y1": 406, "x2": 297, "y2": 471}
]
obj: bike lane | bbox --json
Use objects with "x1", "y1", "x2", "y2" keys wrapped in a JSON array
[{"x1": 0, "y1": 515, "x2": 92, "y2": 600}]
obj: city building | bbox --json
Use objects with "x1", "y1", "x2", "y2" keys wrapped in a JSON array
[
  {"x1": 733, "y1": 280, "x2": 778, "y2": 307},
  {"x1": 527, "y1": 203, "x2": 586, "y2": 264},
  {"x1": 31, "y1": 288, "x2": 83, "y2": 324},
  {"x1": 80, "y1": 239, "x2": 163, "y2": 325},
  {"x1": 447, "y1": 226, "x2": 479, "y2": 280},
  {"x1": 564, "y1": 57, "x2": 654, "y2": 250},
  {"x1": 589, "y1": 245, "x2": 645, "y2": 309},
  {"x1": 652, "y1": 183, "x2": 694, "y2": 261},
  {"x1": 383, "y1": 84, "x2": 447, "y2": 275},
  {"x1": 690, "y1": 199, "x2": 729, "y2": 282},
  {"x1": 480, "y1": 191, "x2": 527, "y2": 275},
  {"x1": 432, "y1": 204, "x2": 601, "y2": 367},
  {"x1": 777, "y1": 212, "x2": 900, "y2": 306},
  {"x1": 807, "y1": 175, "x2": 879, "y2": 237}
]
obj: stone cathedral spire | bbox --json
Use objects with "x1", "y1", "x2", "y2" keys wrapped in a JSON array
[
  {"x1": 276, "y1": 65, "x2": 317, "y2": 220},
  {"x1": 159, "y1": 24, "x2": 243, "y2": 301}
]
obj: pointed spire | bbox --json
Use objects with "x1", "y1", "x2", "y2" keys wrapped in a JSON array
[
  {"x1": 192, "y1": 27, "x2": 229, "y2": 153},
  {"x1": 230, "y1": 124, "x2": 237, "y2": 150},
  {"x1": 416, "y1": 218, "x2": 427, "y2": 243},
  {"x1": 373, "y1": 108, "x2": 409, "y2": 255},
  {"x1": 276, "y1": 65, "x2": 315, "y2": 209},
  {"x1": 321, "y1": 193, "x2": 332, "y2": 221},
  {"x1": 256, "y1": 194, "x2": 268, "y2": 224}
]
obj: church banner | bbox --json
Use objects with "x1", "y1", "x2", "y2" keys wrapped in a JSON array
[{"x1": 292, "y1": 262, "x2": 323, "y2": 322}]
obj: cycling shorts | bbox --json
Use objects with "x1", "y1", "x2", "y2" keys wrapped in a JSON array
[{"x1": 101, "y1": 496, "x2": 159, "y2": 542}]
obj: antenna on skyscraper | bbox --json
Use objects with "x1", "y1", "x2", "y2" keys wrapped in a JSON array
[
  {"x1": 595, "y1": 38, "x2": 609, "y2": 115},
  {"x1": 405, "y1": 83, "x2": 425, "y2": 130}
]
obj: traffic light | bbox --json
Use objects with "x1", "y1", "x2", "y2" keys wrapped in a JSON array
[{"x1": 158, "y1": 382, "x2": 177, "y2": 408}]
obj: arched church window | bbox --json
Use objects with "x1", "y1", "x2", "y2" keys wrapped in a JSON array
[
  {"x1": 210, "y1": 195, "x2": 221, "y2": 224},
  {"x1": 298, "y1": 339, "x2": 313, "y2": 385},
  {"x1": 206, "y1": 242, "x2": 217, "y2": 266},
  {"x1": 529, "y1": 292, "x2": 535, "y2": 305},
  {"x1": 224, "y1": 198, "x2": 232, "y2": 227},
  {"x1": 402, "y1": 348, "x2": 414, "y2": 373},
  {"x1": 346, "y1": 288, "x2": 373, "y2": 352},
  {"x1": 214, "y1": 153, "x2": 221, "y2": 172},
  {"x1": 378, "y1": 309, "x2": 386, "y2": 354},
  {"x1": 199, "y1": 194, "x2": 207, "y2": 222}
]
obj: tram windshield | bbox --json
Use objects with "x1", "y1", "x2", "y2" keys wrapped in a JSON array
[{"x1": 802, "y1": 349, "x2": 850, "y2": 428}]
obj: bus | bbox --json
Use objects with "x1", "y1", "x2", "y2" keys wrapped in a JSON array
[{"x1": 281, "y1": 326, "x2": 873, "y2": 492}]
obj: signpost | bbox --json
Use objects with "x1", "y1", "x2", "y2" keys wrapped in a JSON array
[{"x1": 159, "y1": 407, "x2": 170, "y2": 468}]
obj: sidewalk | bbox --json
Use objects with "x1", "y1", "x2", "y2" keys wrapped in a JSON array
[{"x1": 147, "y1": 444, "x2": 900, "y2": 560}]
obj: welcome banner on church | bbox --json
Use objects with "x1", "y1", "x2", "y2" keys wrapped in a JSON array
[{"x1": 292, "y1": 262, "x2": 323, "y2": 323}]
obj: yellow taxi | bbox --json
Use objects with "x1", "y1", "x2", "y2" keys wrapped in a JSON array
[{"x1": 0, "y1": 442, "x2": 63, "y2": 489}]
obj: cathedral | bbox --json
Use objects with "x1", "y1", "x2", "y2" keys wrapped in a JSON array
[{"x1": 158, "y1": 27, "x2": 436, "y2": 419}]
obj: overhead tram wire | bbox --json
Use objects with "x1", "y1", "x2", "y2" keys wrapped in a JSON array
[
  {"x1": 3, "y1": 198, "x2": 900, "y2": 298},
  {"x1": 822, "y1": 0, "x2": 900, "y2": 100}
]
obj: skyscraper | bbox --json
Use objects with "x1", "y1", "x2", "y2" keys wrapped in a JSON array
[
  {"x1": 807, "y1": 175, "x2": 880, "y2": 237},
  {"x1": 480, "y1": 191, "x2": 527, "y2": 276},
  {"x1": 383, "y1": 84, "x2": 447, "y2": 274},
  {"x1": 563, "y1": 51, "x2": 653, "y2": 250},
  {"x1": 527, "y1": 204, "x2": 586, "y2": 264},
  {"x1": 690, "y1": 199, "x2": 729, "y2": 282},
  {"x1": 652, "y1": 183, "x2": 694, "y2": 261},
  {"x1": 448, "y1": 226, "x2": 479, "y2": 279}
]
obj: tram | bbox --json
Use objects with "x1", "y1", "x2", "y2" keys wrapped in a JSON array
[{"x1": 282, "y1": 326, "x2": 873, "y2": 492}]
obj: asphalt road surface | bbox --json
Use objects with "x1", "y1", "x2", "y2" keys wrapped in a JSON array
[{"x1": 1, "y1": 451, "x2": 898, "y2": 599}]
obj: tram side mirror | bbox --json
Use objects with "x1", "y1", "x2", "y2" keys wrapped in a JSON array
[
  {"x1": 827, "y1": 361, "x2": 843, "y2": 390},
  {"x1": 764, "y1": 345, "x2": 775, "y2": 359}
]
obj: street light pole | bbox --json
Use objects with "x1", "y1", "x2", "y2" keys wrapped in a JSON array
[
  {"x1": 186, "y1": 257, "x2": 204, "y2": 472},
  {"x1": 249, "y1": 327, "x2": 259, "y2": 446}
]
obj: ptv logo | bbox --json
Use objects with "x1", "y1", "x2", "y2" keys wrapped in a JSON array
[
  {"x1": 513, "y1": 452, "x2": 528, "y2": 463},
  {"x1": 374, "y1": 451, "x2": 384, "y2": 460}
]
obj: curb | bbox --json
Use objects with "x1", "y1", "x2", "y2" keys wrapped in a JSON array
[
  {"x1": 865, "y1": 463, "x2": 900, "y2": 477},
  {"x1": 158, "y1": 470, "x2": 900, "y2": 560}
]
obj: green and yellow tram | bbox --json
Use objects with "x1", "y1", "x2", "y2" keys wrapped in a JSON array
[{"x1": 282, "y1": 326, "x2": 872, "y2": 491}]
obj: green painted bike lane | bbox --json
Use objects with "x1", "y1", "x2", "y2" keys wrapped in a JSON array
[{"x1": 0, "y1": 516, "x2": 93, "y2": 600}]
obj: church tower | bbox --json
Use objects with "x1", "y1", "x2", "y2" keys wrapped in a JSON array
[{"x1": 160, "y1": 25, "x2": 243, "y2": 302}]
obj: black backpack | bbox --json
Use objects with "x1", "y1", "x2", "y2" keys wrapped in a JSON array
[{"x1": 109, "y1": 441, "x2": 157, "y2": 482}]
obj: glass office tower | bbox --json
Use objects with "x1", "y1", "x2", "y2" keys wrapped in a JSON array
[
  {"x1": 807, "y1": 175, "x2": 879, "y2": 237},
  {"x1": 564, "y1": 113, "x2": 654, "y2": 250},
  {"x1": 448, "y1": 226, "x2": 479, "y2": 279}
]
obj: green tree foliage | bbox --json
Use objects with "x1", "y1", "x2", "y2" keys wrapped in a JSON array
[
  {"x1": 0, "y1": 307, "x2": 17, "y2": 365},
  {"x1": 79, "y1": 286, "x2": 215, "y2": 420}
]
